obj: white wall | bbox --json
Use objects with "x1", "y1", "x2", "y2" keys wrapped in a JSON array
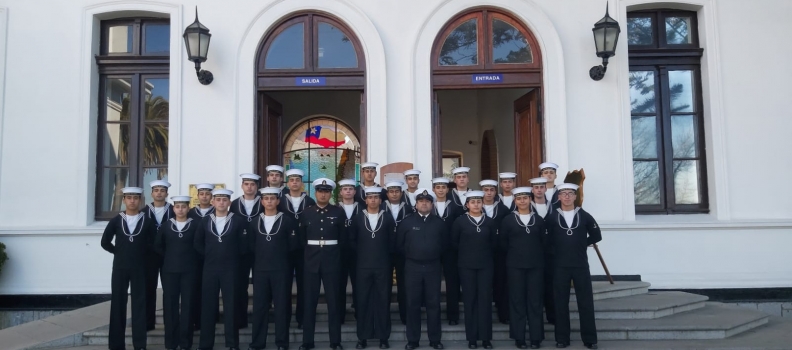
[{"x1": 0, "y1": 0, "x2": 790, "y2": 294}]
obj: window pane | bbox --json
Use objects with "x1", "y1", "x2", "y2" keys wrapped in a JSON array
[
  {"x1": 669, "y1": 70, "x2": 695, "y2": 112},
  {"x1": 492, "y1": 19, "x2": 532, "y2": 64},
  {"x1": 103, "y1": 123, "x2": 130, "y2": 166},
  {"x1": 673, "y1": 160, "x2": 700, "y2": 204},
  {"x1": 665, "y1": 16, "x2": 693, "y2": 44},
  {"x1": 631, "y1": 116, "x2": 657, "y2": 159},
  {"x1": 144, "y1": 23, "x2": 170, "y2": 54},
  {"x1": 439, "y1": 18, "x2": 478, "y2": 66},
  {"x1": 627, "y1": 16, "x2": 653, "y2": 45},
  {"x1": 143, "y1": 168, "x2": 168, "y2": 196},
  {"x1": 629, "y1": 71, "x2": 656, "y2": 113},
  {"x1": 144, "y1": 78, "x2": 169, "y2": 120},
  {"x1": 108, "y1": 25, "x2": 133, "y2": 53},
  {"x1": 633, "y1": 161, "x2": 661, "y2": 205},
  {"x1": 317, "y1": 22, "x2": 357, "y2": 68},
  {"x1": 671, "y1": 115, "x2": 698, "y2": 158},
  {"x1": 105, "y1": 77, "x2": 132, "y2": 121},
  {"x1": 265, "y1": 23, "x2": 304, "y2": 69},
  {"x1": 143, "y1": 124, "x2": 168, "y2": 166},
  {"x1": 101, "y1": 167, "x2": 130, "y2": 212}
]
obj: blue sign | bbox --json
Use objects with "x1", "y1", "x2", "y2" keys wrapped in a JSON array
[
  {"x1": 295, "y1": 77, "x2": 326, "y2": 86},
  {"x1": 471, "y1": 74, "x2": 504, "y2": 84}
]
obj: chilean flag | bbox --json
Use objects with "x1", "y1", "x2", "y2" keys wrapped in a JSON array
[{"x1": 304, "y1": 126, "x2": 347, "y2": 148}]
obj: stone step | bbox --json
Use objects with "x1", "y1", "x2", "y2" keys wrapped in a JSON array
[{"x1": 85, "y1": 302, "x2": 767, "y2": 345}]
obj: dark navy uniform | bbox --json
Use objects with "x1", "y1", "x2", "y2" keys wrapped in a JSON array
[
  {"x1": 531, "y1": 196, "x2": 556, "y2": 325},
  {"x1": 485, "y1": 201, "x2": 511, "y2": 324},
  {"x1": 141, "y1": 202, "x2": 174, "y2": 330},
  {"x1": 546, "y1": 208, "x2": 602, "y2": 347},
  {"x1": 187, "y1": 205, "x2": 214, "y2": 330},
  {"x1": 433, "y1": 199, "x2": 464, "y2": 324},
  {"x1": 299, "y1": 204, "x2": 347, "y2": 347},
  {"x1": 500, "y1": 212, "x2": 546, "y2": 346},
  {"x1": 154, "y1": 218, "x2": 200, "y2": 350},
  {"x1": 450, "y1": 188, "x2": 471, "y2": 209},
  {"x1": 230, "y1": 195, "x2": 263, "y2": 329},
  {"x1": 279, "y1": 193, "x2": 316, "y2": 327},
  {"x1": 248, "y1": 213, "x2": 299, "y2": 350},
  {"x1": 194, "y1": 213, "x2": 248, "y2": 349},
  {"x1": 452, "y1": 214, "x2": 497, "y2": 344},
  {"x1": 354, "y1": 184, "x2": 387, "y2": 206},
  {"x1": 338, "y1": 201, "x2": 363, "y2": 325},
  {"x1": 499, "y1": 194, "x2": 517, "y2": 212},
  {"x1": 101, "y1": 212, "x2": 156, "y2": 350},
  {"x1": 385, "y1": 201, "x2": 411, "y2": 325}
]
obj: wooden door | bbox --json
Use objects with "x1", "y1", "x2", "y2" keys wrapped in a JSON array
[
  {"x1": 257, "y1": 93, "x2": 283, "y2": 176},
  {"x1": 514, "y1": 89, "x2": 543, "y2": 186}
]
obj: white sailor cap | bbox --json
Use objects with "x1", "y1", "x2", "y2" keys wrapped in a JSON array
[
  {"x1": 259, "y1": 187, "x2": 282, "y2": 196},
  {"x1": 266, "y1": 165, "x2": 285, "y2": 174},
  {"x1": 416, "y1": 189, "x2": 434, "y2": 202},
  {"x1": 338, "y1": 179, "x2": 357, "y2": 187},
  {"x1": 432, "y1": 177, "x2": 451, "y2": 185},
  {"x1": 452, "y1": 167, "x2": 470, "y2": 175},
  {"x1": 403, "y1": 169, "x2": 421, "y2": 176},
  {"x1": 530, "y1": 177, "x2": 549, "y2": 185},
  {"x1": 150, "y1": 180, "x2": 171, "y2": 188},
  {"x1": 479, "y1": 179, "x2": 498, "y2": 188},
  {"x1": 361, "y1": 162, "x2": 379, "y2": 169},
  {"x1": 312, "y1": 178, "x2": 336, "y2": 191},
  {"x1": 385, "y1": 181, "x2": 404, "y2": 190},
  {"x1": 171, "y1": 195, "x2": 191, "y2": 203},
  {"x1": 240, "y1": 173, "x2": 261, "y2": 181},
  {"x1": 539, "y1": 162, "x2": 559, "y2": 171},
  {"x1": 196, "y1": 183, "x2": 214, "y2": 191},
  {"x1": 499, "y1": 172, "x2": 517, "y2": 179},
  {"x1": 212, "y1": 189, "x2": 234, "y2": 197},
  {"x1": 466, "y1": 190, "x2": 485, "y2": 201},
  {"x1": 513, "y1": 187, "x2": 532, "y2": 196},
  {"x1": 557, "y1": 183, "x2": 579, "y2": 192},
  {"x1": 285, "y1": 169, "x2": 304, "y2": 178},
  {"x1": 365, "y1": 187, "x2": 384, "y2": 196},
  {"x1": 122, "y1": 187, "x2": 144, "y2": 195}
]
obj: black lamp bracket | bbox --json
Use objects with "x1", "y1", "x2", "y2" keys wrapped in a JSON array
[
  {"x1": 589, "y1": 57, "x2": 610, "y2": 81},
  {"x1": 194, "y1": 61, "x2": 213, "y2": 85}
]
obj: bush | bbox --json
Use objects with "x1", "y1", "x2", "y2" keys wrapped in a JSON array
[{"x1": 0, "y1": 242, "x2": 7, "y2": 275}]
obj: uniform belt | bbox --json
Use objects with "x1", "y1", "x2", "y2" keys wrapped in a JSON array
[{"x1": 307, "y1": 240, "x2": 338, "y2": 246}]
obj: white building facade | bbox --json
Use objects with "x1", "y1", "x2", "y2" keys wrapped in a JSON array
[{"x1": 0, "y1": 0, "x2": 790, "y2": 296}]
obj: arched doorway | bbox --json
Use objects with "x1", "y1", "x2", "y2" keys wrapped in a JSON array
[
  {"x1": 431, "y1": 8, "x2": 543, "y2": 186},
  {"x1": 255, "y1": 12, "x2": 366, "y2": 183}
]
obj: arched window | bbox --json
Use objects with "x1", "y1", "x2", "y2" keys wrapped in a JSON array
[{"x1": 283, "y1": 116, "x2": 361, "y2": 199}]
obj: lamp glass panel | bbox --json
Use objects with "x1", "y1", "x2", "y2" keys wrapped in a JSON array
[
  {"x1": 604, "y1": 27, "x2": 619, "y2": 52},
  {"x1": 186, "y1": 33, "x2": 200, "y2": 58},
  {"x1": 199, "y1": 33, "x2": 210, "y2": 58},
  {"x1": 593, "y1": 27, "x2": 605, "y2": 53}
]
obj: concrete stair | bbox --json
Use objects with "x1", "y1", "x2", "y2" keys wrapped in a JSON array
[{"x1": 81, "y1": 281, "x2": 770, "y2": 346}]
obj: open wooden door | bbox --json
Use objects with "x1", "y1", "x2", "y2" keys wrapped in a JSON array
[
  {"x1": 431, "y1": 92, "x2": 443, "y2": 176},
  {"x1": 257, "y1": 93, "x2": 283, "y2": 176},
  {"x1": 514, "y1": 89, "x2": 543, "y2": 186}
]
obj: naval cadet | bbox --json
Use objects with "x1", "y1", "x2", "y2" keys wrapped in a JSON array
[
  {"x1": 539, "y1": 163, "x2": 561, "y2": 208},
  {"x1": 355, "y1": 162, "x2": 388, "y2": 206},
  {"x1": 195, "y1": 189, "x2": 248, "y2": 350},
  {"x1": 265, "y1": 165, "x2": 289, "y2": 197},
  {"x1": 101, "y1": 187, "x2": 156, "y2": 350},
  {"x1": 232, "y1": 173, "x2": 264, "y2": 329},
  {"x1": 142, "y1": 179, "x2": 175, "y2": 330},
  {"x1": 531, "y1": 175, "x2": 556, "y2": 326},
  {"x1": 500, "y1": 187, "x2": 545, "y2": 349},
  {"x1": 498, "y1": 172, "x2": 518, "y2": 212},
  {"x1": 188, "y1": 183, "x2": 215, "y2": 331},
  {"x1": 155, "y1": 195, "x2": 200, "y2": 350},
  {"x1": 430, "y1": 177, "x2": 464, "y2": 326},
  {"x1": 299, "y1": 178, "x2": 346, "y2": 350},
  {"x1": 450, "y1": 167, "x2": 472, "y2": 208},
  {"x1": 480, "y1": 179, "x2": 510, "y2": 324},
  {"x1": 452, "y1": 191, "x2": 496, "y2": 350},
  {"x1": 385, "y1": 181, "x2": 411, "y2": 326},
  {"x1": 349, "y1": 187, "x2": 397, "y2": 349},
  {"x1": 248, "y1": 188, "x2": 299, "y2": 350},
  {"x1": 402, "y1": 169, "x2": 427, "y2": 211},
  {"x1": 280, "y1": 168, "x2": 316, "y2": 329},
  {"x1": 397, "y1": 190, "x2": 447, "y2": 350},
  {"x1": 547, "y1": 184, "x2": 601, "y2": 350},
  {"x1": 338, "y1": 179, "x2": 362, "y2": 324},
  {"x1": 529, "y1": 178, "x2": 551, "y2": 219}
]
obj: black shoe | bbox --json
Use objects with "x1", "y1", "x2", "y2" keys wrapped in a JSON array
[
  {"x1": 482, "y1": 341, "x2": 492, "y2": 349},
  {"x1": 448, "y1": 320, "x2": 458, "y2": 326},
  {"x1": 249, "y1": 347, "x2": 263, "y2": 350},
  {"x1": 356, "y1": 340, "x2": 367, "y2": 349},
  {"x1": 555, "y1": 343, "x2": 567, "y2": 349},
  {"x1": 330, "y1": 343, "x2": 344, "y2": 350},
  {"x1": 430, "y1": 342, "x2": 443, "y2": 350},
  {"x1": 584, "y1": 344, "x2": 597, "y2": 349},
  {"x1": 404, "y1": 343, "x2": 418, "y2": 350},
  {"x1": 530, "y1": 342, "x2": 541, "y2": 349},
  {"x1": 299, "y1": 344, "x2": 315, "y2": 350},
  {"x1": 515, "y1": 342, "x2": 528, "y2": 349},
  {"x1": 468, "y1": 342, "x2": 477, "y2": 349},
  {"x1": 379, "y1": 341, "x2": 390, "y2": 349}
]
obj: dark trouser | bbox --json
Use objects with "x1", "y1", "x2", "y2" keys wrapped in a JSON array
[
  {"x1": 144, "y1": 254, "x2": 162, "y2": 330},
  {"x1": 554, "y1": 267, "x2": 597, "y2": 345},
  {"x1": 543, "y1": 255, "x2": 556, "y2": 324},
  {"x1": 161, "y1": 271, "x2": 197, "y2": 350},
  {"x1": 290, "y1": 249, "x2": 305, "y2": 325},
  {"x1": 441, "y1": 249, "x2": 460, "y2": 322},
  {"x1": 251, "y1": 269, "x2": 292, "y2": 349},
  {"x1": 236, "y1": 254, "x2": 252, "y2": 329},
  {"x1": 199, "y1": 269, "x2": 239, "y2": 348},
  {"x1": 405, "y1": 260, "x2": 442, "y2": 344},
  {"x1": 508, "y1": 267, "x2": 544, "y2": 344},
  {"x1": 355, "y1": 267, "x2": 392, "y2": 341},
  {"x1": 340, "y1": 247, "x2": 357, "y2": 324},
  {"x1": 193, "y1": 258, "x2": 203, "y2": 330},
  {"x1": 393, "y1": 254, "x2": 407, "y2": 324},
  {"x1": 459, "y1": 267, "x2": 493, "y2": 342},
  {"x1": 109, "y1": 267, "x2": 147, "y2": 350},
  {"x1": 493, "y1": 252, "x2": 509, "y2": 323},
  {"x1": 303, "y1": 267, "x2": 342, "y2": 345}
]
